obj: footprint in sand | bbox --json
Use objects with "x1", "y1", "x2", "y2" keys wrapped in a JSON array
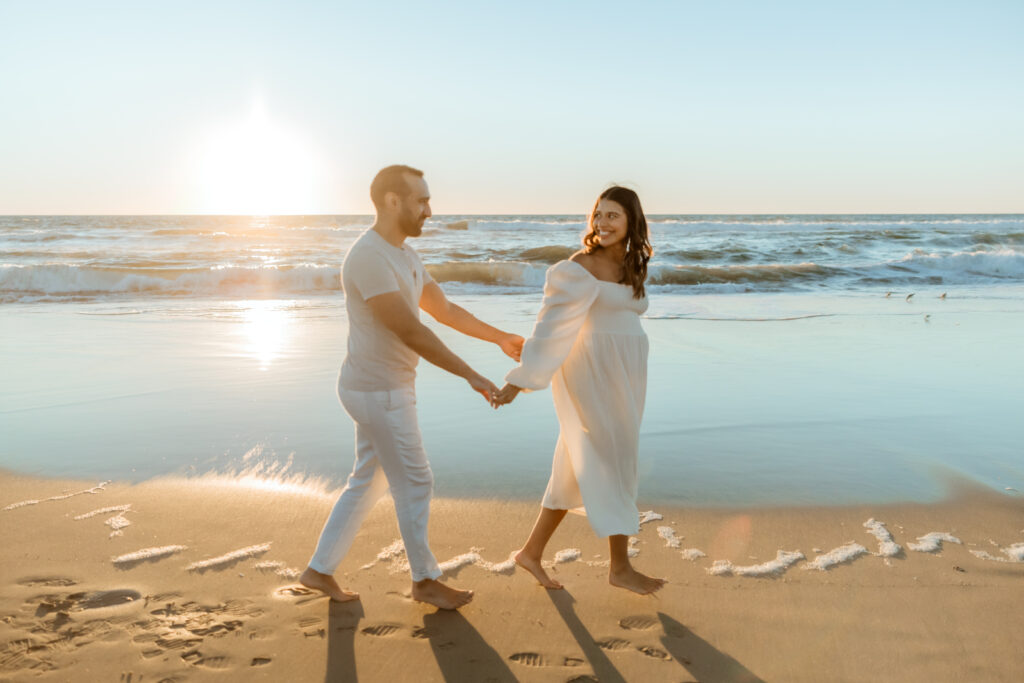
[
  {"x1": 181, "y1": 649, "x2": 231, "y2": 668},
  {"x1": 567, "y1": 676, "x2": 600, "y2": 683},
  {"x1": 192, "y1": 655, "x2": 232, "y2": 670},
  {"x1": 156, "y1": 635, "x2": 204, "y2": 651},
  {"x1": 274, "y1": 585, "x2": 323, "y2": 605},
  {"x1": 508, "y1": 652, "x2": 585, "y2": 668},
  {"x1": 33, "y1": 589, "x2": 141, "y2": 616},
  {"x1": 17, "y1": 577, "x2": 78, "y2": 588},
  {"x1": 143, "y1": 591, "x2": 183, "y2": 608},
  {"x1": 361, "y1": 623, "x2": 405, "y2": 637},
  {"x1": 124, "y1": 598, "x2": 261, "y2": 665},
  {"x1": 636, "y1": 644, "x2": 672, "y2": 660},
  {"x1": 188, "y1": 618, "x2": 244, "y2": 636},
  {"x1": 595, "y1": 637, "x2": 633, "y2": 652},
  {"x1": 292, "y1": 616, "x2": 325, "y2": 639},
  {"x1": 251, "y1": 657, "x2": 272, "y2": 667},
  {"x1": 618, "y1": 614, "x2": 658, "y2": 631},
  {"x1": 1, "y1": 637, "x2": 56, "y2": 674},
  {"x1": 151, "y1": 675, "x2": 188, "y2": 683},
  {"x1": 509, "y1": 652, "x2": 549, "y2": 667}
]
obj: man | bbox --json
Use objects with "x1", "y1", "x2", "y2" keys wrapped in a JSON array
[{"x1": 299, "y1": 165, "x2": 523, "y2": 610}]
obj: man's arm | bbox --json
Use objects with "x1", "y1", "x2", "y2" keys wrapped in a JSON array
[
  {"x1": 367, "y1": 291, "x2": 498, "y2": 403},
  {"x1": 420, "y1": 281, "x2": 524, "y2": 361}
]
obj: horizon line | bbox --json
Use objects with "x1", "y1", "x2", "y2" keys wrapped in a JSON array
[{"x1": 4, "y1": 211, "x2": 1024, "y2": 218}]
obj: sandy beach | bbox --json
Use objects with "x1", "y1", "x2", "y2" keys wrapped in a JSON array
[{"x1": 2, "y1": 471, "x2": 1021, "y2": 682}]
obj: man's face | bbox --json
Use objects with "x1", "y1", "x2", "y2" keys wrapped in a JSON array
[{"x1": 396, "y1": 174, "x2": 432, "y2": 238}]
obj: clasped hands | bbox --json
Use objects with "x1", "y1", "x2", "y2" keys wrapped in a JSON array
[{"x1": 469, "y1": 333, "x2": 525, "y2": 408}]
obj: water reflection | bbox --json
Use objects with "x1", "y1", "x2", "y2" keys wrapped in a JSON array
[{"x1": 241, "y1": 300, "x2": 291, "y2": 369}]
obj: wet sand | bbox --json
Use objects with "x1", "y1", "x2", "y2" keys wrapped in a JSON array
[{"x1": 1, "y1": 471, "x2": 1021, "y2": 682}]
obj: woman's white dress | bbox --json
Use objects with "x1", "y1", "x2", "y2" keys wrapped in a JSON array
[{"x1": 506, "y1": 259, "x2": 648, "y2": 538}]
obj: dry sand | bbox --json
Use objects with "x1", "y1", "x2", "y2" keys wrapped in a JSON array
[{"x1": 1, "y1": 471, "x2": 1022, "y2": 682}]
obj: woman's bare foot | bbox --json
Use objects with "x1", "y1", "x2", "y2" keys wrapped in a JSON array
[
  {"x1": 514, "y1": 549, "x2": 563, "y2": 589},
  {"x1": 609, "y1": 566, "x2": 667, "y2": 595},
  {"x1": 411, "y1": 579, "x2": 474, "y2": 610},
  {"x1": 299, "y1": 567, "x2": 360, "y2": 602}
]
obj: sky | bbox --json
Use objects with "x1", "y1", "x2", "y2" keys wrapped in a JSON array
[{"x1": 1, "y1": 0, "x2": 1022, "y2": 215}]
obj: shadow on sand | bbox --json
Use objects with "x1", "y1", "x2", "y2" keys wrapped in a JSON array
[
  {"x1": 548, "y1": 589, "x2": 627, "y2": 683},
  {"x1": 325, "y1": 599, "x2": 365, "y2": 683},
  {"x1": 658, "y1": 612, "x2": 765, "y2": 683},
  {"x1": 423, "y1": 609, "x2": 517, "y2": 682}
]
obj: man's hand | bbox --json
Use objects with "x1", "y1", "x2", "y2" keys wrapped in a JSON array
[
  {"x1": 467, "y1": 373, "x2": 499, "y2": 407},
  {"x1": 498, "y1": 333, "x2": 524, "y2": 362},
  {"x1": 492, "y1": 383, "x2": 522, "y2": 407}
]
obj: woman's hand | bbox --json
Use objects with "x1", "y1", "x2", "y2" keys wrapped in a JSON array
[
  {"x1": 498, "y1": 333, "x2": 525, "y2": 362},
  {"x1": 492, "y1": 382, "x2": 522, "y2": 407}
]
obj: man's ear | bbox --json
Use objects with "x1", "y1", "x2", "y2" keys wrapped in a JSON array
[{"x1": 384, "y1": 191, "x2": 399, "y2": 213}]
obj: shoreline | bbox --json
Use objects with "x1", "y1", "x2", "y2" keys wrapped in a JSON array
[
  {"x1": 2, "y1": 464, "x2": 1022, "y2": 510},
  {"x1": 2, "y1": 471, "x2": 1022, "y2": 681}
]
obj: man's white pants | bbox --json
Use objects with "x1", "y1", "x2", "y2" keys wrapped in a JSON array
[{"x1": 308, "y1": 384, "x2": 442, "y2": 582}]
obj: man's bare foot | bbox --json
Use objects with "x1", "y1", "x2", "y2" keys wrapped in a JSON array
[
  {"x1": 514, "y1": 549, "x2": 563, "y2": 589},
  {"x1": 609, "y1": 566, "x2": 667, "y2": 595},
  {"x1": 411, "y1": 579, "x2": 473, "y2": 610},
  {"x1": 299, "y1": 567, "x2": 359, "y2": 602}
]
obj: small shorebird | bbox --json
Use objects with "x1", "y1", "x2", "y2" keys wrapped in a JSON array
[
  {"x1": 939, "y1": 292, "x2": 947, "y2": 300},
  {"x1": 924, "y1": 314, "x2": 931, "y2": 323},
  {"x1": 906, "y1": 293, "x2": 915, "y2": 302},
  {"x1": 885, "y1": 291, "x2": 892, "y2": 298}
]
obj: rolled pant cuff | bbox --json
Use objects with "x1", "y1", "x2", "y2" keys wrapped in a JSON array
[
  {"x1": 411, "y1": 567, "x2": 443, "y2": 582},
  {"x1": 307, "y1": 559, "x2": 333, "y2": 575}
]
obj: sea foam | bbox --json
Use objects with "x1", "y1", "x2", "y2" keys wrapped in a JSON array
[
  {"x1": 185, "y1": 543, "x2": 272, "y2": 571},
  {"x1": 907, "y1": 532, "x2": 961, "y2": 553},
  {"x1": 707, "y1": 550, "x2": 804, "y2": 577},
  {"x1": 638, "y1": 510, "x2": 663, "y2": 525},
  {"x1": 553, "y1": 548, "x2": 581, "y2": 564},
  {"x1": 2, "y1": 481, "x2": 110, "y2": 511},
  {"x1": 112, "y1": 545, "x2": 187, "y2": 565},
  {"x1": 803, "y1": 543, "x2": 869, "y2": 570},
  {"x1": 971, "y1": 543, "x2": 1024, "y2": 563},
  {"x1": 657, "y1": 526, "x2": 682, "y2": 548},
  {"x1": 863, "y1": 518, "x2": 901, "y2": 557}
]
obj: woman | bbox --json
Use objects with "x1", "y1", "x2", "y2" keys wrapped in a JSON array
[{"x1": 494, "y1": 186, "x2": 665, "y2": 595}]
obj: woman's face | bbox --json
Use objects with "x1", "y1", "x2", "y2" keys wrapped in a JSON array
[{"x1": 591, "y1": 199, "x2": 629, "y2": 249}]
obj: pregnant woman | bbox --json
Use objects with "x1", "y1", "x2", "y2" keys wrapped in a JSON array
[{"x1": 494, "y1": 186, "x2": 665, "y2": 595}]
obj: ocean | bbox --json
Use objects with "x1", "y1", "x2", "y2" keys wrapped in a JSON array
[
  {"x1": 3, "y1": 214, "x2": 1024, "y2": 304},
  {"x1": 2, "y1": 215, "x2": 1023, "y2": 506}
]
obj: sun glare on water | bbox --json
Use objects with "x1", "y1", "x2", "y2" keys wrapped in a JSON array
[
  {"x1": 192, "y1": 101, "x2": 319, "y2": 215},
  {"x1": 240, "y1": 300, "x2": 292, "y2": 370}
]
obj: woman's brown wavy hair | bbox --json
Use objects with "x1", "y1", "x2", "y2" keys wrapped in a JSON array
[{"x1": 582, "y1": 186, "x2": 652, "y2": 299}]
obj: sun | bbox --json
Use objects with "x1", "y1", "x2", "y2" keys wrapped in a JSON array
[{"x1": 192, "y1": 100, "x2": 319, "y2": 215}]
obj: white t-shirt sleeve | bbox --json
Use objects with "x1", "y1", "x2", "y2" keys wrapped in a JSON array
[{"x1": 348, "y1": 250, "x2": 401, "y2": 300}]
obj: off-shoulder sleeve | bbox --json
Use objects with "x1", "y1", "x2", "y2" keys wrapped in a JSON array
[{"x1": 505, "y1": 260, "x2": 599, "y2": 391}]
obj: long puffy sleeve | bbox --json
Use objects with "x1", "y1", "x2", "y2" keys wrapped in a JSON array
[{"x1": 505, "y1": 260, "x2": 599, "y2": 391}]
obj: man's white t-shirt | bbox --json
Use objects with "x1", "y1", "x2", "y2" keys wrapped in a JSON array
[{"x1": 339, "y1": 229, "x2": 434, "y2": 391}]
